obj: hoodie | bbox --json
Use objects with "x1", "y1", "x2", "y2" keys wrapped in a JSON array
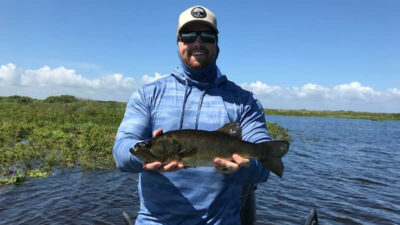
[{"x1": 113, "y1": 63, "x2": 271, "y2": 225}]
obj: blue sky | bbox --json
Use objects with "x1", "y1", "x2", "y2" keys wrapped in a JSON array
[{"x1": 1, "y1": 0, "x2": 399, "y2": 112}]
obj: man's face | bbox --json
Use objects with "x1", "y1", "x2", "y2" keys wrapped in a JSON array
[{"x1": 178, "y1": 23, "x2": 218, "y2": 69}]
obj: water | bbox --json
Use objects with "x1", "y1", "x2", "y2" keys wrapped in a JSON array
[
  {"x1": 259, "y1": 115, "x2": 400, "y2": 225},
  {"x1": 1, "y1": 116, "x2": 399, "y2": 224}
]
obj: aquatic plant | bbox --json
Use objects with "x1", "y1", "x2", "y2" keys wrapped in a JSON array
[
  {"x1": 267, "y1": 122, "x2": 290, "y2": 141},
  {"x1": 0, "y1": 95, "x2": 290, "y2": 185}
]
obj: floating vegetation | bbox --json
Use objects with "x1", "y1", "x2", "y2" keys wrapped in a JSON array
[
  {"x1": 0, "y1": 95, "x2": 290, "y2": 185},
  {"x1": 267, "y1": 122, "x2": 290, "y2": 142}
]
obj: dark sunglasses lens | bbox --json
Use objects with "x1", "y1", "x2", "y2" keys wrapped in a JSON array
[
  {"x1": 180, "y1": 32, "x2": 217, "y2": 43},
  {"x1": 200, "y1": 32, "x2": 216, "y2": 43},
  {"x1": 180, "y1": 32, "x2": 197, "y2": 43}
]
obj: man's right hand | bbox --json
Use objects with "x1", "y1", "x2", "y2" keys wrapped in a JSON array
[{"x1": 142, "y1": 128, "x2": 184, "y2": 172}]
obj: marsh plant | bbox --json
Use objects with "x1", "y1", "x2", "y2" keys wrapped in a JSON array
[{"x1": 1, "y1": 95, "x2": 290, "y2": 185}]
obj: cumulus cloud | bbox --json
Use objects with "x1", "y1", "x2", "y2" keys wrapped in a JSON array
[
  {"x1": 1, "y1": 63, "x2": 399, "y2": 112},
  {"x1": 388, "y1": 88, "x2": 400, "y2": 96},
  {"x1": 0, "y1": 63, "x2": 149, "y2": 102},
  {"x1": 141, "y1": 73, "x2": 168, "y2": 84},
  {"x1": 241, "y1": 81, "x2": 400, "y2": 113},
  {"x1": 0, "y1": 63, "x2": 23, "y2": 85}
]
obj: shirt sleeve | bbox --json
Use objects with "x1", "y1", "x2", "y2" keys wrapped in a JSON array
[
  {"x1": 232, "y1": 93, "x2": 271, "y2": 184},
  {"x1": 112, "y1": 88, "x2": 152, "y2": 173}
]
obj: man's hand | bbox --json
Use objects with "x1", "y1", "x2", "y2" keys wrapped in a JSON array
[
  {"x1": 214, "y1": 154, "x2": 251, "y2": 174},
  {"x1": 142, "y1": 128, "x2": 184, "y2": 172},
  {"x1": 143, "y1": 161, "x2": 184, "y2": 172}
]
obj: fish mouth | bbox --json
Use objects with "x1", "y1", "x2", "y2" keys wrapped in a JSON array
[{"x1": 131, "y1": 148, "x2": 156, "y2": 163}]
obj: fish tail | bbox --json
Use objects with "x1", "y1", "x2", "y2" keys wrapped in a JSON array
[{"x1": 257, "y1": 140, "x2": 289, "y2": 178}]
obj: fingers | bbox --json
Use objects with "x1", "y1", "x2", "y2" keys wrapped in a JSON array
[
  {"x1": 214, "y1": 158, "x2": 239, "y2": 174},
  {"x1": 143, "y1": 161, "x2": 184, "y2": 172},
  {"x1": 214, "y1": 154, "x2": 250, "y2": 174},
  {"x1": 162, "y1": 161, "x2": 184, "y2": 172},
  {"x1": 153, "y1": 128, "x2": 163, "y2": 137},
  {"x1": 143, "y1": 161, "x2": 162, "y2": 171},
  {"x1": 232, "y1": 154, "x2": 251, "y2": 167}
]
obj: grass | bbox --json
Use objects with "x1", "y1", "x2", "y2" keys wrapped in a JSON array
[{"x1": 0, "y1": 95, "x2": 290, "y2": 185}]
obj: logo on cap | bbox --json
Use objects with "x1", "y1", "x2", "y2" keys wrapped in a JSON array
[{"x1": 191, "y1": 7, "x2": 207, "y2": 18}]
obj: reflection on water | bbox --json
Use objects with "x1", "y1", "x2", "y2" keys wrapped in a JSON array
[{"x1": 1, "y1": 116, "x2": 399, "y2": 224}]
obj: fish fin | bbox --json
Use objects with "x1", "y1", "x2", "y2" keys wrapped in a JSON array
[
  {"x1": 258, "y1": 140, "x2": 289, "y2": 178},
  {"x1": 217, "y1": 122, "x2": 242, "y2": 139}
]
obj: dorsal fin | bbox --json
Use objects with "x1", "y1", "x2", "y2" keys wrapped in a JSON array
[{"x1": 217, "y1": 122, "x2": 242, "y2": 139}]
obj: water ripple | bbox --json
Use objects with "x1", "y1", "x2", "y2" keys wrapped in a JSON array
[{"x1": 1, "y1": 116, "x2": 399, "y2": 224}]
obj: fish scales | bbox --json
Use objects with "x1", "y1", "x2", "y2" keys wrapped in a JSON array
[
  {"x1": 165, "y1": 129, "x2": 261, "y2": 166},
  {"x1": 131, "y1": 123, "x2": 289, "y2": 177}
]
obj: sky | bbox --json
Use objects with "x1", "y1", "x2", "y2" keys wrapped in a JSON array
[{"x1": 1, "y1": 0, "x2": 399, "y2": 113}]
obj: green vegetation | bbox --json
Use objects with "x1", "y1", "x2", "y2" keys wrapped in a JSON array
[
  {"x1": 267, "y1": 122, "x2": 290, "y2": 142},
  {"x1": 265, "y1": 109, "x2": 400, "y2": 121},
  {"x1": 1, "y1": 95, "x2": 290, "y2": 185},
  {"x1": 0, "y1": 95, "x2": 122, "y2": 185}
]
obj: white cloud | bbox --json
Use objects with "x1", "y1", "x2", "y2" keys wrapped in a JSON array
[
  {"x1": 22, "y1": 66, "x2": 89, "y2": 87},
  {"x1": 0, "y1": 63, "x2": 22, "y2": 85},
  {"x1": 241, "y1": 81, "x2": 400, "y2": 113},
  {"x1": 0, "y1": 63, "x2": 140, "y2": 101},
  {"x1": 332, "y1": 82, "x2": 381, "y2": 101},
  {"x1": 388, "y1": 88, "x2": 400, "y2": 97},
  {"x1": 141, "y1": 72, "x2": 168, "y2": 84},
  {"x1": 1, "y1": 63, "x2": 399, "y2": 112}
]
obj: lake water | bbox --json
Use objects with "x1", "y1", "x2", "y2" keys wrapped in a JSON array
[{"x1": 1, "y1": 115, "x2": 399, "y2": 225}]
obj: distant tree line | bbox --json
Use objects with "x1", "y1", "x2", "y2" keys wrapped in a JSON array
[{"x1": 265, "y1": 109, "x2": 400, "y2": 121}]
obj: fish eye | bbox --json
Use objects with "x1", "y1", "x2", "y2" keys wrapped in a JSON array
[{"x1": 136, "y1": 141, "x2": 151, "y2": 149}]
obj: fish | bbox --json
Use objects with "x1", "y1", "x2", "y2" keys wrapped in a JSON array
[{"x1": 130, "y1": 123, "x2": 289, "y2": 177}]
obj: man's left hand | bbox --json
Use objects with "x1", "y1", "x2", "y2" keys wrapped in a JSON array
[{"x1": 214, "y1": 154, "x2": 251, "y2": 174}]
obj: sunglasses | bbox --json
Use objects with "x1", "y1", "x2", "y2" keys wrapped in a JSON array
[{"x1": 178, "y1": 31, "x2": 217, "y2": 43}]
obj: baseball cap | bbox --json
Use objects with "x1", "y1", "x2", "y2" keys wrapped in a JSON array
[{"x1": 177, "y1": 6, "x2": 218, "y2": 35}]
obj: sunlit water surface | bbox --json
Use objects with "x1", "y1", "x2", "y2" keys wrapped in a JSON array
[{"x1": 1, "y1": 115, "x2": 399, "y2": 224}]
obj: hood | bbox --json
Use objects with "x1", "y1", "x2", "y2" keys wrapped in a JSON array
[{"x1": 171, "y1": 61, "x2": 227, "y2": 89}]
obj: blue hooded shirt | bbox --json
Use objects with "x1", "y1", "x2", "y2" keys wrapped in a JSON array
[{"x1": 113, "y1": 62, "x2": 271, "y2": 225}]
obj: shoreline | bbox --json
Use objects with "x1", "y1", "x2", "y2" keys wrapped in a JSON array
[{"x1": 265, "y1": 109, "x2": 400, "y2": 121}]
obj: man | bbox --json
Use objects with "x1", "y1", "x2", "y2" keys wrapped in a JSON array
[{"x1": 113, "y1": 5, "x2": 271, "y2": 225}]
